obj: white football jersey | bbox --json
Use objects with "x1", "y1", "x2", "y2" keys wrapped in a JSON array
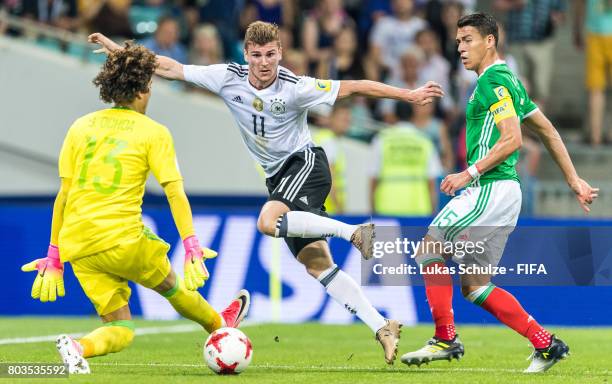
[{"x1": 183, "y1": 63, "x2": 341, "y2": 177}]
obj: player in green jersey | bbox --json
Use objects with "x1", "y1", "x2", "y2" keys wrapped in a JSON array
[{"x1": 401, "y1": 13, "x2": 599, "y2": 373}]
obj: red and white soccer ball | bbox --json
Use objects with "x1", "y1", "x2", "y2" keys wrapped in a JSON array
[{"x1": 204, "y1": 327, "x2": 253, "y2": 375}]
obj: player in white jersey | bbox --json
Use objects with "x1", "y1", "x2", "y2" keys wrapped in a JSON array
[{"x1": 89, "y1": 21, "x2": 444, "y2": 364}]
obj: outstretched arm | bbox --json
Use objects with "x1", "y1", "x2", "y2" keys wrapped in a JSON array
[
  {"x1": 21, "y1": 177, "x2": 71, "y2": 302},
  {"x1": 163, "y1": 180, "x2": 196, "y2": 240},
  {"x1": 163, "y1": 180, "x2": 217, "y2": 290},
  {"x1": 49, "y1": 177, "x2": 71, "y2": 245},
  {"x1": 337, "y1": 80, "x2": 444, "y2": 106},
  {"x1": 88, "y1": 33, "x2": 185, "y2": 80},
  {"x1": 523, "y1": 110, "x2": 598, "y2": 212}
]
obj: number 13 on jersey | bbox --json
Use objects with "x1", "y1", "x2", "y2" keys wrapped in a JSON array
[{"x1": 78, "y1": 136, "x2": 127, "y2": 194}]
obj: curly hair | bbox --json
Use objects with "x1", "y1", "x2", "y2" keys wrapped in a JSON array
[{"x1": 93, "y1": 42, "x2": 158, "y2": 105}]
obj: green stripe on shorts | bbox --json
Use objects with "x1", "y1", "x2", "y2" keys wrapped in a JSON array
[
  {"x1": 447, "y1": 183, "x2": 492, "y2": 241},
  {"x1": 443, "y1": 183, "x2": 492, "y2": 241}
]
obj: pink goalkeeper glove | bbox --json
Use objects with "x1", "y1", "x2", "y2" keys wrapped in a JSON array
[
  {"x1": 21, "y1": 245, "x2": 65, "y2": 302},
  {"x1": 183, "y1": 235, "x2": 217, "y2": 290}
]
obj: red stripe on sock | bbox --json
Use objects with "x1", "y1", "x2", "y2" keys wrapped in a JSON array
[
  {"x1": 423, "y1": 262, "x2": 455, "y2": 341},
  {"x1": 480, "y1": 287, "x2": 551, "y2": 349}
]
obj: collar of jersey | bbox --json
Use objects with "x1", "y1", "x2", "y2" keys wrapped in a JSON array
[
  {"x1": 247, "y1": 70, "x2": 281, "y2": 93},
  {"x1": 111, "y1": 106, "x2": 133, "y2": 111},
  {"x1": 478, "y1": 59, "x2": 506, "y2": 78},
  {"x1": 110, "y1": 106, "x2": 144, "y2": 115}
]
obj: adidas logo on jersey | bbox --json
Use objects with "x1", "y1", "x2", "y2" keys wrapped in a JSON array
[
  {"x1": 231, "y1": 95, "x2": 243, "y2": 104},
  {"x1": 299, "y1": 196, "x2": 309, "y2": 205}
]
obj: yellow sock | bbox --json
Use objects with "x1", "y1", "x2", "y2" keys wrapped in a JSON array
[
  {"x1": 79, "y1": 321, "x2": 135, "y2": 358},
  {"x1": 162, "y1": 278, "x2": 222, "y2": 333}
]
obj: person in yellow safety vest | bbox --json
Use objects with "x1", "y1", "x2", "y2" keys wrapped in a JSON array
[
  {"x1": 313, "y1": 101, "x2": 351, "y2": 215},
  {"x1": 369, "y1": 105, "x2": 443, "y2": 216}
]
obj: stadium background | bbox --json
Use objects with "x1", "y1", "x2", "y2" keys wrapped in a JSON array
[{"x1": 1, "y1": 0, "x2": 611, "y2": 327}]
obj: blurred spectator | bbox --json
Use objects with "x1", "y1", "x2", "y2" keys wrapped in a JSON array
[
  {"x1": 317, "y1": 24, "x2": 365, "y2": 80},
  {"x1": 423, "y1": 0, "x2": 473, "y2": 40},
  {"x1": 574, "y1": 0, "x2": 612, "y2": 146},
  {"x1": 0, "y1": 1, "x2": 10, "y2": 35},
  {"x1": 369, "y1": 108, "x2": 443, "y2": 217},
  {"x1": 379, "y1": 47, "x2": 425, "y2": 124},
  {"x1": 141, "y1": 15, "x2": 187, "y2": 63},
  {"x1": 368, "y1": 0, "x2": 427, "y2": 81},
  {"x1": 517, "y1": 132, "x2": 542, "y2": 216},
  {"x1": 440, "y1": 1, "x2": 463, "y2": 75},
  {"x1": 81, "y1": 0, "x2": 133, "y2": 38},
  {"x1": 496, "y1": 21, "x2": 521, "y2": 75},
  {"x1": 358, "y1": 0, "x2": 392, "y2": 44},
  {"x1": 189, "y1": 23, "x2": 223, "y2": 65},
  {"x1": 240, "y1": 0, "x2": 294, "y2": 29},
  {"x1": 128, "y1": 0, "x2": 167, "y2": 36},
  {"x1": 448, "y1": 0, "x2": 474, "y2": 12},
  {"x1": 423, "y1": 0, "x2": 445, "y2": 41},
  {"x1": 415, "y1": 28, "x2": 456, "y2": 117},
  {"x1": 494, "y1": 0, "x2": 566, "y2": 110},
  {"x1": 408, "y1": 101, "x2": 454, "y2": 172},
  {"x1": 21, "y1": 0, "x2": 79, "y2": 31},
  {"x1": 313, "y1": 100, "x2": 352, "y2": 214},
  {"x1": 301, "y1": 0, "x2": 353, "y2": 73},
  {"x1": 455, "y1": 122, "x2": 467, "y2": 169},
  {"x1": 282, "y1": 49, "x2": 308, "y2": 76},
  {"x1": 278, "y1": 25, "x2": 293, "y2": 49},
  {"x1": 196, "y1": 0, "x2": 243, "y2": 62}
]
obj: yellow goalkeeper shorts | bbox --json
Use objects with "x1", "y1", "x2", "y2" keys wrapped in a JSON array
[{"x1": 70, "y1": 228, "x2": 172, "y2": 316}]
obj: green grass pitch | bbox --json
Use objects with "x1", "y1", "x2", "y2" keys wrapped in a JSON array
[{"x1": 0, "y1": 317, "x2": 610, "y2": 384}]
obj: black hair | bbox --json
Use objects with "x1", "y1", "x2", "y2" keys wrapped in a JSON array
[{"x1": 457, "y1": 12, "x2": 499, "y2": 47}]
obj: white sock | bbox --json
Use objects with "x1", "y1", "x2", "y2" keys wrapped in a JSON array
[
  {"x1": 318, "y1": 265, "x2": 387, "y2": 333},
  {"x1": 276, "y1": 211, "x2": 356, "y2": 241}
]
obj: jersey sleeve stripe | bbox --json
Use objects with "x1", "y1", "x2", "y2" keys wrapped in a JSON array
[
  {"x1": 279, "y1": 70, "x2": 298, "y2": 81},
  {"x1": 227, "y1": 67, "x2": 247, "y2": 78},
  {"x1": 278, "y1": 75, "x2": 298, "y2": 84},
  {"x1": 523, "y1": 107, "x2": 539, "y2": 119},
  {"x1": 228, "y1": 63, "x2": 247, "y2": 72},
  {"x1": 227, "y1": 65, "x2": 247, "y2": 73},
  {"x1": 227, "y1": 64, "x2": 248, "y2": 75}
]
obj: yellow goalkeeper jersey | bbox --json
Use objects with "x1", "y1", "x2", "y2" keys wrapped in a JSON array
[{"x1": 58, "y1": 107, "x2": 182, "y2": 262}]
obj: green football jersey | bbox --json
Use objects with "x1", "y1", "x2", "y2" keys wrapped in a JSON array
[{"x1": 466, "y1": 61, "x2": 538, "y2": 185}]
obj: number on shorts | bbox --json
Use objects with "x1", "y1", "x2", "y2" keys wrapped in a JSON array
[{"x1": 433, "y1": 208, "x2": 459, "y2": 228}]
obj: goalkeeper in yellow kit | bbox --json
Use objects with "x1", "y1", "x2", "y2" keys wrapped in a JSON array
[{"x1": 21, "y1": 42, "x2": 250, "y2": 374}]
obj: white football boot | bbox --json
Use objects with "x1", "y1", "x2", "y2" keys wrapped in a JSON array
[
  {"x1": 401, "y1": 336, "x2": 464, "y2": 367},
  {"x1": 56, "y1": 334, "x2": 90, "y2": 374}
]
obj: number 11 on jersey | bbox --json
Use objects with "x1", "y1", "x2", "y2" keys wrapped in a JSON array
[{"x1": 252, "y1": 114, "x2": 265, "y2": 137}]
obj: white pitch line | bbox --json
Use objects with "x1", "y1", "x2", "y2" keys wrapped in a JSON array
[
  {"x1": 0, "y1": 324, "x2": 200, "y2": 345},
  {"x1": 0, "y1": 361, "x2": 523, "y2": 373},
  {"x1": 91, "y1": 362, "x2": 523, "y2": 373}
]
